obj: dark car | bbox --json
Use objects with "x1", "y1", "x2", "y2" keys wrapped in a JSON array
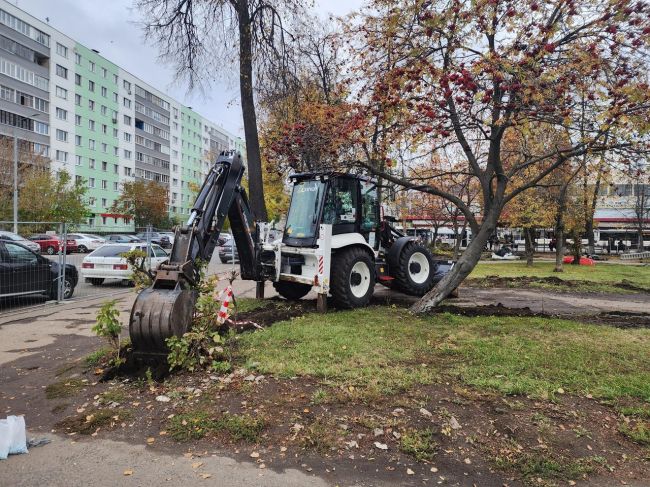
[
  {"x1": 218, "y1": 240, "x2": 239, "y2": 263},
  {"x1": 105, "y1": 234, "x2": 143, "y2": 244},
  {"x1": 135, "y1": 232, "x2": 171, "y2": 249},
  {"x1": 0, "y1": 241, "x2": 78, "y2": 300}
]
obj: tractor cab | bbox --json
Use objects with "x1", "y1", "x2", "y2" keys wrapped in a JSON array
[{"x1": 283, "y1": 173, "x2": 380, "y2": 249}]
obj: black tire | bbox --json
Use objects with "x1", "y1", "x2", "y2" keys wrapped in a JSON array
[
  {"x1": 78, "y1": 245, "x2": 88, "y2": 253},
  {"x1": 88, "y1": 278, "x2": 104, "y2": 286},
  {"x1": 392, "y1": 241, "x2": 436, "y2": 296},
  {"x1": 46, "y1": 246, "x2": 56, "y2": 255},
  {"x1": 49, "y1": 277, "x2": 74, "y2": 300},
  {"x1": 330, "y1": 247, "x2": 375, "y2": 309},
  {"x1": 273, "y1": 281, "x2": 311, "y2": 301}
]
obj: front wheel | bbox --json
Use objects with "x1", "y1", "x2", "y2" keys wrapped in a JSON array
[
  {"x1": 393, "y1": 241, "x2": 436, "y2": 296},
  {"x1": 273, "y1": 281, "x2": 312, "y2": 301},
  {"x1": 78, "y1": 245, "x2": 88, "y2": 253},
  {"x1": 330, "y1": 247, "x2": 375, "y2": 309},
  {"x1": 49, "y1": 277, "x2": 74, "y2": 300}
]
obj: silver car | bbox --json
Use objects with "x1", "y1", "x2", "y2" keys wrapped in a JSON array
[{"x1": 0, "y1": 230, "x2": 41, "y2": 253}]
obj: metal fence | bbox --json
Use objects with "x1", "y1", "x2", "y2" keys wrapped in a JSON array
[{"x1": 0, "y1": 221, "x2": 151, "y2": 314}]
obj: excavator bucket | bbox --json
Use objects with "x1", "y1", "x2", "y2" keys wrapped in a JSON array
[{"x1": 129, "y1": 287, "x2": 198, "y2": 354}]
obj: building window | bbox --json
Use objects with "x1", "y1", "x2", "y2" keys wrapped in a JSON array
[
  {"x1": 124, "y1": 149, "x2": 131, "y2": 159},
  {"x1": 88, "y1": 139, "x2": 96, "y2": 150},
  {"x1": 88, "y1": 60, "x2": 95, "y2": 72},
  {"x1": 88, "y1": 119, "x2": 95, "y2": 131},
  {"x1": 55, "y1": 107, "x2": 67, "y2": 120},
  {"x1": 112, "y1": 128, "x2": 118, "y2": 137},
  {"x1": 55, "y1": 86, "x2": 67, "y2": 99},
  {"x1": 113, "y1": 146, "x2": 118, "y2": 156},
  {"x1": 55, "y1": 64, "x2": 67, "y2": 79},
  {"x1": 102, "y1": 124, "x2": 107, "y2": 134},
  {"x1": 32, "y1": 120, "x2": 49, "y2": 135},
  {"x1": 76, "y1": 155, "x2": 82, "y2": 166},
  {"x1": 101, "y1": 67, "x2": 107, "y2": 78},
  {"x1": 102, "y1": 216, "x2": 107, "y2": 225},
  {"x1": 75, "y1": 114, "x2": 81, "y2": 126},
  {"x1": 89, "y1": 158, "x2": 95, "y2": 169},
  {"x1": 88, "y1": 80, "x2": 95, "y2": 92},
  {"x1": 113, "y1": 164, "x2": 118, "y2": 174},
  {"x1": 113, "y1": 181, "x2": 119, "y2": 191},
  {"x1": 113, "y1": 73, "x2": 118, "y2": 84},
  {"x1": 101, "y1": 105, "x2": 107, "y2": 116},
  {"x1": 123, "y1": 79, "x2": 131, "y2": 91},
  {"x1": 124, "y1": 132, "x2": 131, "y2": 142},
  {"x1": 101, "y1": 197, "x2": 107, "y2": 207},
  {"x1": 75, "y1": 73, "x2": 81, "y2": 86},
  {"x1": 124, "y1": 167, "x2": 132, "y2": 176},
  {"x1": 123, "y1": 115, "x2": 131, "y2": 125},
  {"x1": 123, "y1": 97, "x2": 131, "y2": 108},
  {"x1": 101, "y1": 180, "x2": 107, "y2": 189},
  {"x1": 89, "y1": 177, "x2": 95, "y2": 188},
  {"x1": 88, "y1": 99, "x2": 95, "y2": 110},
  {"x1": 101, "y1": 143, "x2": 107, "y2": 153},
  {"x1": 75, "y1": 52, "x2": 81, "y2": 64},
  {"x1": 101, "y1": 86, "x2": 107, "y2": 97},
  {"x1": 55, "y1": 129, "x2": 67, "y2": 142},
  {"x1": 75, "y1": 94, "x2": 81, "y2": 106},
  {"x1": 101, "y1": 161, "x2": 107, "y2": 171},
  {"x1": 112, "y1": 92, "x2": 118, "y2": 103},
  {"x1": 55, "y1": 150, "x2": 68, "y2": 162},
  {"x1": 56, "y1": 42, "x2": 68, "y2": 58},
  {"x1": 75, "y1": 135, "x2": 81, "y2": 146}
]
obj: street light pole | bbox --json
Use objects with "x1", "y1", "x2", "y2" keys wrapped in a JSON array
[{"x1": 13, "y1": 127, "x2": 18, "y2": 233}]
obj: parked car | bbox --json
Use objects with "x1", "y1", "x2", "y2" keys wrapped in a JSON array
[
  {"x1": 0, "y1": 230, "x2": 41, "y2": 253},
  {"x1": 81, "y1": 243, "x2": 169, "y2": 285},
  {"x1": 161, "y1": 232, "x2": 176, "y2": 246},
  {"x1": 67, "y1": 233, "x2": 105, "y2": 253},
  {"x1": 135, "y1": 232, "x2": 171, "y2": 249},
  {"x1": 29, "y1": 234, "x2": 78, "y2": 255},
  {"x1": 0, "y1": 241, "x2": 77, "y2": 300},
  {"x1": 218, "y1": 239, "x2": 239, "y2": 263},
  {"x1": 217, "y1": 233, "x2": 233, "y2": 246},
  {"x1": 105, "y1": 234, "x2": 143, "y2": 244}
]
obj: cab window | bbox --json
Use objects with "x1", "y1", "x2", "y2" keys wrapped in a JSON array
[
  {"x1": 361, "y1": 181, "x2": 378, "y2": 232},
  {"x1": 322, "y1": 178, "x2": 358, "y2": 225}
]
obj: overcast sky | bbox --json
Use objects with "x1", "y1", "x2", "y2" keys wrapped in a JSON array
[{"x1": 12, "y1": 0, "x2": 364, "y2": 137}]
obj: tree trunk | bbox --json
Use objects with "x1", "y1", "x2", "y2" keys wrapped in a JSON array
[
  {"x1": 524, "y1": 227, "x2": 535, "y2": 267},
  {"x1": 554, "y1": 227, "x2": 564, "y2": 272},
  {"x1": 411, "y1": 209, "x2": 499, "y2": 313},
  {"x1": 431, "y1": 226, "x2": 439, "y2": 250},
  {"x1": 571, "y1": 230, "x2": 581, "y2": 265},
  {"x1": 453, "y1": 221, "x2": 466, "y2": 261},
  {"x1": 586, "y1": 218, "x2": 595, "y2": 255},
  {"x1": 237, "y1": 5, "x2": 268, "y2": 221}
]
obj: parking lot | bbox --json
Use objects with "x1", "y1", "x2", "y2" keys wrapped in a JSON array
[{"x1": 0, "y1": 248, "x2": 239, "y2": 315}]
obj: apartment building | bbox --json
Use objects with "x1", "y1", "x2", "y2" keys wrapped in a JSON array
[{"x1": 0, "y1": 0, "x2": 245, "y2": 233}]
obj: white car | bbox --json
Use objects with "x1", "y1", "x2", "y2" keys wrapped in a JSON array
[
  {"x1": 67, "y1": 233, "x2": 106, "y2": 253},
  {"x1": 0, "y1": 230, "x2": 41, "y2": 253},
  {"x1": 81, "y1": 243, "x2": 169, "y2": 285}
]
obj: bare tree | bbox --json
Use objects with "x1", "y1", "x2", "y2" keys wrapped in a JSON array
[{"x1": 136, "y1": 0, "x2": 307, "y2": 221}]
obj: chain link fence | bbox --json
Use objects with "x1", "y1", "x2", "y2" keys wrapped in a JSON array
[{"x1": 0, "y1": 221, "x2": 157, "y2": 314}]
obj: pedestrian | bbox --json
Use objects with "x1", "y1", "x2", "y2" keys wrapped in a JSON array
[
  {"x1": 618, "y1": 239, "x2": 625, "y2": 252},
  {"x1": 549, "y1": 238, "x2": 556, "y2": 252}
]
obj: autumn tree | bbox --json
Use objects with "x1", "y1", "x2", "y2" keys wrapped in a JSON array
[
  {"x1": 630, "y1": 164, "x2": 650, "y2": 250},
  {"x1": 112, "y1": 180, "x2": 170, "y2": 229},
  {"x1": 17, "y1": 169, "x2": 89, "y2": 225},
  {"x1": 349, "y1": 0, "x2": 650, "y2": 312},
  {"x1": 136, "y1": 0, "x2": 308, "y2": 222}
]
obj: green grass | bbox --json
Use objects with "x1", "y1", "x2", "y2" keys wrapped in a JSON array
[
  {"x1": 620, "y1": 421, "x2": 650, "y2": 446},
  {"x1": 400, "y1": 428, "x2": 437, "y2": 461},
  {"x1": 238, "y1": 307, "x2": 650, "y2": 400},
  {"x1": 167, "y1": 410, "x2": 265, "y2": 442},
  {"x1": 45, "y1": 377, "x2": 86, "y2": 399},
  {"x1": 469, "y1": 262, "x2": 650, "y2": 293},
  {"x1": 231, "y1": 297, "x2": 271, "y2": 314},
  {"x1": 85, "y1": 347, "x2": 112, "y2": 366}
]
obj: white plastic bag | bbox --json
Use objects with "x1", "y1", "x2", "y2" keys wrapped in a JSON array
[
  {"x1": 0, "y1": 419, "x2": 10, "y2": 460},
  {"x1": 7, "y1": 416, "x2": 27, "y2": 455}
]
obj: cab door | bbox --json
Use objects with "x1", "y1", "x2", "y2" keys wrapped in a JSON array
[
  {"x1": 0, "y1": 243, "x2": 16, "y2": 296},
  {"x1": 322, "y1": 177, "x2": 359, "y2": 235},
  {"x1": 360, "y1": 181, "x2": 380, "y2": 249}
]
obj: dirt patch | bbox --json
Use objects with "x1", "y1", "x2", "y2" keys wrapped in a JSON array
[
  {"x1": 583, "y1": 311, "x2": 650, "y2": 329},
  {"x1": 435, "y1": 302, "x2": 544, "y2": 318},
  {"x1": 466, "y1": 275, "x2": 650, "y2": 293},
  {"x1": 231, "y1": 299, "x2": 314, "y2": 327}
]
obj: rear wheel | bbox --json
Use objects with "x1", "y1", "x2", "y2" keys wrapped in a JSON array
[
  {"x1": 78, "y1": 245, "x2": 88, "y2": 253},
  {"x1": 88, "y1": 278, "x2": 104, "y2": 286},
  {"x1": 46, "y1": 246, "x2": 55, "y2": 255},
  {"x1": 393, "y1": 241, "x2": 436, "y2": 296},
  {"x1": 330, "y1": 247, "x2": 375, "y2": 309},
  {"x1": 49, "y1": 276, "x2": 74, "y2": 300},
  {"x1": 273, "y1": 281, "x2": 311, "y2": 301}
]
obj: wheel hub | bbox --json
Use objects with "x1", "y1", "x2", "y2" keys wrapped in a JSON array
[
  {"x1": 407, "y1": 252, "x2": 430, "y2": 284},
  {"x1": 350, "y1": 271, "x2": 362, "y2": 286},
  {"x1": 349, "y1": 261, "x2": 371, "y2": 298}
]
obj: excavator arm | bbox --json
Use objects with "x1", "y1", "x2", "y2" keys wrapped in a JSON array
[{"x1": 129, "y1": 151, "x2": 259, "y2": 355}]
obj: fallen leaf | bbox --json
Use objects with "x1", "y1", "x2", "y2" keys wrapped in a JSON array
[
  {"x1": 406, "y1": 468, "x2": 414, "y2": 475},
  {"x1": 192, "y1": 462, "x2": 204, "y2": 469},
  {"x1": 200, "y1": 473, "x2": 212, "y2": 479},
  {"x1": 155, "y1": 395, "x2": 170, "y2": 402},
  {"x1": 159, "y1": 431, "x2": 167, "y2": 436},
  {"x1": 250, "y1": 452, "x2": 260, "y2": 458},
  {"x1": 374, "y1": 442, "x2": 388, "y2": 450},
  {"x1": 259, "y1": 463, "x2": 266, "y2": 469},
  {"x1": 123, "y1": 469, "x2": 133, "y2": 476},
  {"x1": 464, "y1": 458, "x2": 472, "y2": 465},
  {"x1": 430, "y1": 467, "x2": 438, "y2": 472},
  {"x1": 449, "y1": 416, "x2": 462, "y2": 430},
  {"x1": 146, "y1": 437, "x2": 155, "y2": 444},
  {"x1": 280, "y1": 446, "x2": 287, "y2": 452},
  {"x1": 557, "y1": 387, "x2": 565, "y2": 394},
  {"x1": 420, "y1": 408, "x2": 433, "y2": 417}
]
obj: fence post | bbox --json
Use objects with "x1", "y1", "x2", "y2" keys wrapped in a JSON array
[
  {"x1": 146, "y1": 224, "x2": 152, "y2": 271},
  {"x1": 61, "y1": 222, "x2": 67, "y2": 302}
]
